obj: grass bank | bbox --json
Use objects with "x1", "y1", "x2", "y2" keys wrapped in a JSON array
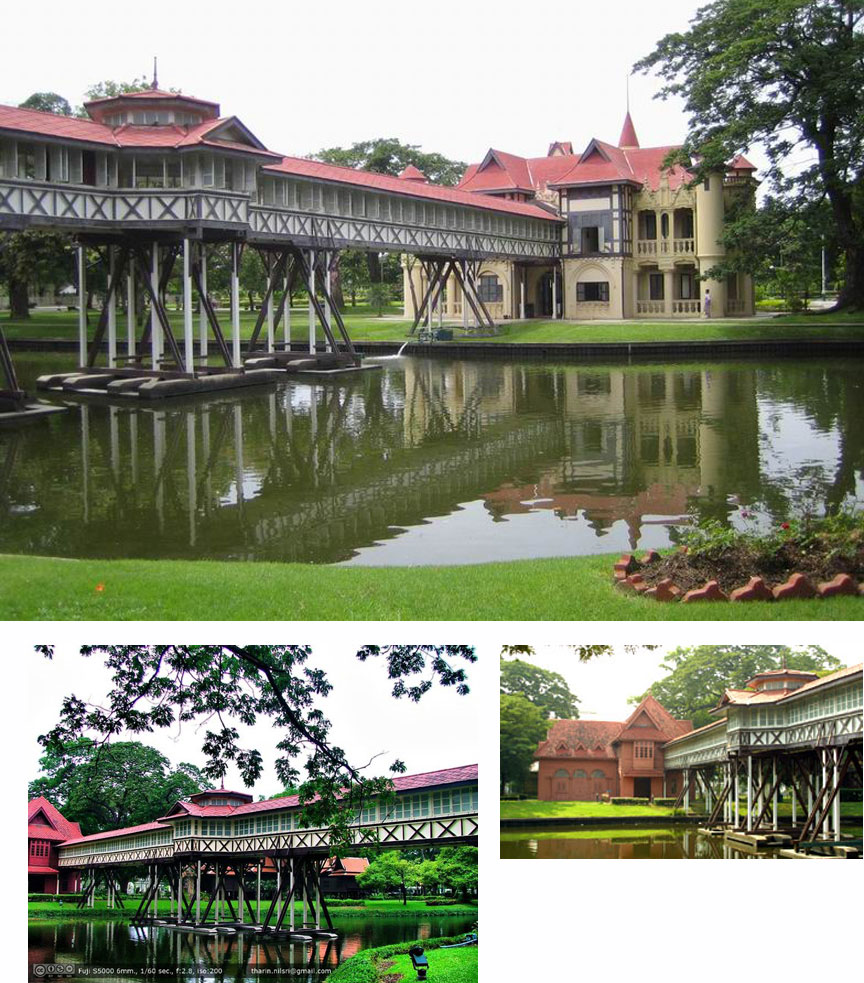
[
  {"x1": 28, "y1": 897, "x2": 477, "y2": 920},
  {"x1": 2, "y1": 552, "x2": 861, "y2": 620},
  {"x1": 500, "y1": 826, "x2": 677, "y2": 842},
  {"x1": 500, "y1": 801, "x2": 677, "y2": 820},
  {"x1": 329, "y1": 934, "x2": 476, "y2": 983},
  {"x1": 5, "y1": 308, "x2": 864, "y2": 347}
]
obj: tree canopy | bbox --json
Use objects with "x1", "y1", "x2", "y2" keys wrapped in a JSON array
[
  {"x1": 499, "y1": 693, "x2": 547, "y2": 795},
  {"x1": 356, "y1": 846, "x2": 477, "y2": 904},
  {"x1": 29, "y1": 739, "x2": 205, "y2": 835},
  {"x1": 500, "y1": 658, "x2": 579, "y2": 719},
  {"x1": 36, "y1": 644, "x2": 475, "y2": 848},
  {"x1": 312, "y1": 138, "x2": 465, "y2": 187},
  {"x1": 629, "y1": 644, "x2": 842, "y2": 728},
  {"x1": 636, "y1": 0, "x2": 864, "y2": 308},
  {"x1": 19, "y1": 92, "x2": 72, "y2": 116}
]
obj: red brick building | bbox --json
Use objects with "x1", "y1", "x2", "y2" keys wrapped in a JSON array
[
  {"x1": 535, "y1": 694, "x2": 692, "y2": 800},
  {"x1": 28, "y1": 797, "x2": 83, "y2": 893}
]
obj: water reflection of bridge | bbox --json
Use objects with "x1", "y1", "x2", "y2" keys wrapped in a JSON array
[{"x1": 2, "y1": 358, "x2": 858, "y2": 563}]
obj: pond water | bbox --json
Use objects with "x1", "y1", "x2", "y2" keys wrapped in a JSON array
[
  {"x1": 3, "y1": 354, "x2": 862, "y2": 565},
  {"x1": 500, "y1": 824, "x2": 860, "y2": 859},
  {"x1": 28, "y1": 912, "x2": 474, "y2": 982}
]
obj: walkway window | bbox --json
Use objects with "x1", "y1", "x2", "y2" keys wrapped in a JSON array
[
  {"x1": 478, "y1": 274, "x2": 503, "y2": 303},
  {"x1": 577, "y1": 282, "x2": 609, "y2": 302},
  {"x1": 17, "y1": 142, "x2": 37, "y2": 180},
  {"x1": 649, "y1": 273, "x2": 665, "y2": 300},
  {"x1": 135, "y1": 157, "x2": 164, "y2": 188}
]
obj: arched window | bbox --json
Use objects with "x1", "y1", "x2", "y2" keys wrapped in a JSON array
[
  {"x1": 553, "y1": 768, "x2": 570, "y2": 779},
  {"x1": 591, "y1": 769, "x2": 606, "y2": 779},
  {"x1": 660, "y1": 212, "x2": 669, "y2": 239},
  {"x1": 478, "y1": 273, "x2": 503, "y2": 303},
  {"x1": 573, "y1": 769, "x2": 587, "y2": 778}
]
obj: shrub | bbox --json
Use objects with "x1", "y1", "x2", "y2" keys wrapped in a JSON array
[
  {"x1": 653, "y1": 798, "x2": 678, "y2": 808},
  {"x1": 425, "y1": 899, "x2": 460, "y2": 907},
  {"x1": 610, "y1": 797, "x2": 650, "y2": 806},
  {"x1": 323, "y1": 899, "x2": 366, "y2": 907}
]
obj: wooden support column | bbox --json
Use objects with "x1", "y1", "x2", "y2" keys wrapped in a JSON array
[
  {"x1": 746, "y1": 755, "x2": 753, "y2": 832},
  {"x1": 832, "y1": 748, "x2": 840, "y2": 841},
  {"x1": 77, "y1": 244, "x2": 87, "y2": 367},
  {"x1": 283, "y1": 272, "x2": 291, "y2": 349},
  {"x1": 231, "y1": 242, "x2": 241, "y2": 369},
  {"x1": 256, "y1": 862, "x2": 261, "y2": 924},
  {"x1": 107, "y1": 247, "x2": 117, "y2": 368},
  {"x1": 238, "y1": 865, "x2": 244, "y2": 925},
  {"x1": 183, "y1": 238, "x2": 194, "y2": 374},
  {"x1": 150, "y1": 244, "x2": 161, "y2": 371},
  {"x1": 126, "y1": 255, "x2": 136, "y2": 359},
  {"x1": 196, "y1": 860, "x2": 201, "y2": 925},
  {"x1": 519, "y1": 268, "x2": 526, "y2": 319},
  {"x1": 308, "y1": 249, "x2": 316, "y2": 354},
  {"x1": 684, "y1": 768, "x2": 689, "y2": 812},
  {"x1": 324, "y1": 251, "x2": 332, "y2": 353},
  {"x1": 199, "y1": 246, "x2": 208, "y2": 361},
  {"x1": 552, "y1": 265, "x2": 558, "y2": 320},
  {"x1": 772, "y1": 757, "x2": 778, "y2": 829},
  {"x1": 266, "y1": 259, "x2": 275, "y2": 354}
]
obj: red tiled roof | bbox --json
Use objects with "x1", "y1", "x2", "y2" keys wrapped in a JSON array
[
  {"x1": 322, "y1": 857, "x2": 369, "y2": 875},
  {"x1": 28, "y1": 825, "x2": 68, "y2": 841},
  {"x1": 0, "y1": 105, "x2": 278, "y2": 157},
  {"x1": 718, "y1": 663, "x2": 862, "y2": 708},
  {"x1": 458, "y1": 150, "x2": 576, "y2": 196},
  {"x1": 85, "y1": 89, "x2": 219, "y2": 109},
  {"x1": 28, "y1": 798, "x2": 82, "y2": 841},
  {"x1": 60, "y1": 821, "x2": 169, "y2": 848},
  {"x1": 535, "y1": 720, "x2": 621, "y2": 759},
  {"x1": 663, "y1": 717, "x2": 727, "y2": 747},
  {"x1": 0, "y1": 104, "x2": 116, "y2": 145},
  {"x1": 398, "y1": 164, "x2": 427, "y2": 181},
  {"x1": 166, "y1": 764, "x2": 478, "y2": 820},
  {"x1": 612, "y1": 694, "x2": 692, "y2": 743},
  {"x1": 28, "y1": 865, "x2": 60, "y2": 875},
  {"x1": 265, "y1": 156, "x2": 560, "y2": 221},
  {"x1": 729, "y1": 154, "x2": 756, "y2": 171},
  {"x1": 618, "y1": 112, "x2": 640, "y2": 148}
]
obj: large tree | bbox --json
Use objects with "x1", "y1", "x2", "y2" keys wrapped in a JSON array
[
  {"x1": 636, "y1": 0, "x2": 864, "y2": 309},
  {"x1": 629, "y1": 644, "x2": 842, "y2": 729},
  {"x1": 36, "y1": 644, "x2": 474, "y2": 849},
  {"x1": 500, "y1": 658, "x2": 579, "y2": 719},
  {"x1": 500, "y1": 693, "x2": 547, "y2": 795},
  {"x1": 0, "y1": 230, "x2": 73, "y2": 319},
  {"x1": 28, "y1": 738, "x2": 205, "y2": 835},
  {"x1": 356, "y1": 850, "x2": 413, "y2": 904}
]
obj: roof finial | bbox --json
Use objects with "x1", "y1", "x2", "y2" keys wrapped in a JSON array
[
  {"x1": 151, "y1": 56, "x2": 159, "y2": 90},
  {"x1": 626, "y1": 73, "x2": 630, "y2": 114}
]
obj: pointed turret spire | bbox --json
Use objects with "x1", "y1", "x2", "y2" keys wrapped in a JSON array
[
  {"x1": 151, "y1": 56, "x2": 159, "y2": 90},
  {"x1": 619, "y1": 111, "x2": 639, "y2": 149}
]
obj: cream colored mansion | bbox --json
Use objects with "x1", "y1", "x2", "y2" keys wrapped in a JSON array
[{"x1": 404, "y1": 113, "x2": 757, "y2": 322}]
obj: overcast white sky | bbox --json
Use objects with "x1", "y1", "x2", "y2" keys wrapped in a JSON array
[
  {"x1": 3, "y1": 0, "x2": 746, "y2": 166},
  {"x1": 518, "y1": 640, "x2": 862, "y2": 722},
  {"x1": 27, "y1": 643, "x2": 477, "y2": 797}
]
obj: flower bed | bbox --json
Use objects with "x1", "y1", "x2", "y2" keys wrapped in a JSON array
[{"x1": 614, "y1": 512, "x2": 864, "y2": 603}]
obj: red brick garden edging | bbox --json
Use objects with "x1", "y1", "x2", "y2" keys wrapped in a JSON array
[{"x1": 613, "y1": 550, "x2": 862, "y2": 603}]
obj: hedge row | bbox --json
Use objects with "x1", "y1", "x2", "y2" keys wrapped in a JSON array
[
  {"x1": 609, "y1": 797, "x2": 651, "y2": 806},
  {"x1": 652, "y1": 798, "x2": 679, "y2": 808},
  {"x1": 329, "y1": 934, "x2": 472, "y2": 983},
  {"x1": 28, "y1": 894, "x2": 85, "y2": 903},
  {"x1": 424, "y1": 899, "x2": 461, "y2": 907}
]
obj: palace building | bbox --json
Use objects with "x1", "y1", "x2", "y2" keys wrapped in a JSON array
[
  {"x1": 404, "y1": 113, "x2": 758, "y2": 322},
  {"x1": 534, "y1": 694, "x2": 693, "y2": 801},
  {"x1": 28, "y1": 797, "x2": 83, "y2": 894}
]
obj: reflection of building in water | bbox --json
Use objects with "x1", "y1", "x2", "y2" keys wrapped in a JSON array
[{"x1": 483, "y1": 365, "x2": 760, "y2": 545}]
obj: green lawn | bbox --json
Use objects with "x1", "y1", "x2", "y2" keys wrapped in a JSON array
[
  {"x1": 500, "y1": 800, "x2": 678, "y2": 820},
  {"x1": 5, "y1": 307, "x2": 864, "y2": 346},
  {"x1": 28, "y1": 897, "x2": 477, "y2": 920},
  {"x1": 1, "y1": 551, "x2": 860, "y2": 620},
  {"x1": 388, "y1": 947, "x2": 477, "y2": 983},
  {"x1": 500, "y1": 827, "x2": 677, "y2": 842}
]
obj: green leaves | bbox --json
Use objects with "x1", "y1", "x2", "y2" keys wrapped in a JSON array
[
  {"x1": 500, "y1": 658, "x2": 579, "y2": 720},
  {"x1": 36, "y1": 643, "x2": 473, "y2": 852}
]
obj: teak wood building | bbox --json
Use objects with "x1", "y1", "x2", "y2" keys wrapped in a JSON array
[
  {"x1": 28, "y1": 796, "x2": 83, "y2": 894},
  {"x1": 405, "y1": 113, "x2": 758, "y2": 323},
  {"x1": 535, "y1": 694, "x2": 692, "y2": 801}
]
